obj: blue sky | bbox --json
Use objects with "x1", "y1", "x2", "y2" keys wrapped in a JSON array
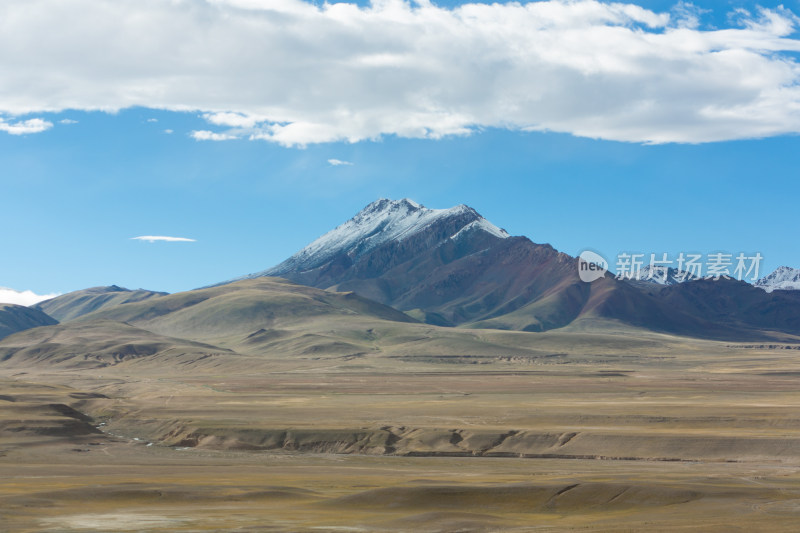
[{"x1": 1, "y1": 0, "x2": 799, "y2": 299}]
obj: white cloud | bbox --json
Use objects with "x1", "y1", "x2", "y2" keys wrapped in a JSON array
[
  {"x1": 132, "y1": 235, "x2": 196, "y2": 243},
  {"x1": 0, "y1": 287, "x2": 60, "y2": 306},
  {"x1": 328, "y1": 158, "x2": 354, "y2": 166},
  {"x1": 191, "y1": 130, "x2": 239, "y2": 141},
  {"x1": 1, "y1": 0, "x2": 800, "y2": 144},
  {"x1": 203, "y1": 112, "x2": 263, "y2": 128},
  {"x1": 146, "y1": 117, "x2": 158, "y2": 122},
  {"x1": 0, "y1": 117, "x2": 53, "y2": 135},
  {"x1": 59, "y1": 118, "x2": 78, "y2": 125},
  {"x1": 164, "y1": 128, "x2": 173, "y2": 134}
]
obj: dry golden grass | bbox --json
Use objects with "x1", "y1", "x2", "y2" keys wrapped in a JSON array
[
  {"x1": 2, "y1": 438, "x2": 800, "y2": 531},
  {"x1": 2, "y1": 328, "x2": 800, "y2": 531}
]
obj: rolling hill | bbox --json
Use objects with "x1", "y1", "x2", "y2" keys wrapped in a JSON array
[
  {"x1": 0, "y1": 319, "x2": 236, "y2": 369},
  {"x1": 34, "y1": 285, "x2": 168, "y2": 322},
  {"x1": 75, "y1": 277, "x2": 418, "y2": 351}
]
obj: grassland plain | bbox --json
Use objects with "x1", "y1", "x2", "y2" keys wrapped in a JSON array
[{"x1": 2, "y1": 323, "x2": 800, "y2": 531}]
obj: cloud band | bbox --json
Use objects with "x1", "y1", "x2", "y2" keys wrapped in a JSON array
[{"x1": 1, "y1": 0, "x2": 800, "y2": 144}]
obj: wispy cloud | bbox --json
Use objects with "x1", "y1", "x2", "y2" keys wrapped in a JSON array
[
  {"x1": 0, "y1": 287, "x2": 60, "y2": 306},
  {"x1": 328, "y1": 158, "x2": 354, "y2": 166},
  {"x1": 132, "y1": 235, "x2": 196, "y2": 243},
  {"x1": 2, "y1": 1, "x2": 800, "y2": 144},
  {"x1": 146, "y1": 117, "x2": 158, "y2": 122},
  {"x1": 59, "y1": 118, "x2": 78, "y2": 125},
  {"x1": 0, "y1": 117, "x2": 53, "y2": 135},
  {"x1": 191, "y1": 130, "x2": 238, "y2": 141},
  {"x1": 164, "y1": 129, "x2": 173, "y2": 134}
]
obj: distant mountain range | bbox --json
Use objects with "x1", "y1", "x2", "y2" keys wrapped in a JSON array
[
  {"x1": 631, "y1": 264, "x2": 800, "y2": 293},
  {"x1": 230, "y1": 198, "x2": 800, "y2": 340},
  {"x1": 1, "y1": 199, "x2": 799, "y2": 353}
]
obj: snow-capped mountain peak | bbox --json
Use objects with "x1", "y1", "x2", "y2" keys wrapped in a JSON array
[
  {"x1": 754, "y1": 266, "x2": 800, "y2": 293},
  {"x1": 247, "y1": 199, "x2": 509, "y2": 279}
]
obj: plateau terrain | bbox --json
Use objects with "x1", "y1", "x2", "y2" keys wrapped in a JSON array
[{"x1": 2, "y1": 200, "x2": 800, "y2": 531}]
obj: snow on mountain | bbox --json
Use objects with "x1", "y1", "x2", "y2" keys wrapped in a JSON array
[
  {"x1": 248, "y1": 198, "x2": 509, "y2": 278},
  {"x1": 626, "y1": 265, "x2": 698, "y2": 286},
  {"x1": 754, "y1": 266, "x2": 800, "y2": 293},
  {"x1": 450, "y1": 218, "x2": 510, "y2": 241}
]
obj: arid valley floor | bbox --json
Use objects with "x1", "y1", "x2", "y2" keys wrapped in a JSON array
[{"x1": 2, "y1": 324, "x2": 800, "y2": 532}]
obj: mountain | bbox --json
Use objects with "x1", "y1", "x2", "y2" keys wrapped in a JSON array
[
  {"x1": 754, "y1": 266, "x2": 800, "y2": 293},
  {"x1": 235, "y1": 198, "x2": 585, "y2": 328},
  {"x1": 34, "y1": 285, "x2": 168, "y2": 322},
  {"x1": 231, "y1": 199, "x2": 800, "y2": 341},
  {"x1": 0, "y1": 304, "x2": 58, "y2": 340}
]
